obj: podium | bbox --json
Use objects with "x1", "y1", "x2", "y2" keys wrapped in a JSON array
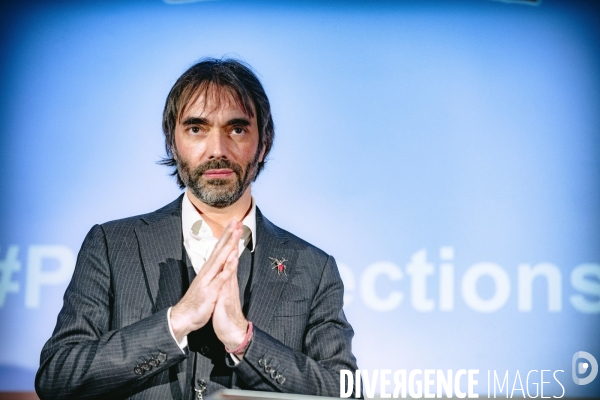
[{"x1": 206, "y1": 389, "x2": 340, "y2": 400}]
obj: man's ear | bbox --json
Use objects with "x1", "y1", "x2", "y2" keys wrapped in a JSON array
[{"x1": 258, "y1": 141, "x2": 267, "y2": 163}]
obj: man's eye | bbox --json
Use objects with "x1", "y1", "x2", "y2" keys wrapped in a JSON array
[
  {"x1": 189, "y1": 126, "x2": 201, "y2": 134},
  {"x1": 232, "y1": 127, "x2": 245, "y2": 135}
]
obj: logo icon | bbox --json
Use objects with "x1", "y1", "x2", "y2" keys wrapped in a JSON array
[{"x1": 572, "y1": 351, "x2": 598, "y2": 385}]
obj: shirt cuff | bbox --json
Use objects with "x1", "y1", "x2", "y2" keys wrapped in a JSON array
[
  {"x1": 167, "y1": 306, "x2": 187, "y2": 353},
  {"x1": 229, "y1": 353, "x2": 241, "y2": 365}
]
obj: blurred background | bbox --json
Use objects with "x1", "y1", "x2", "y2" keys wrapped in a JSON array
[{"x1": 0, "y1": 0, "x2": 599, "y2": 397}]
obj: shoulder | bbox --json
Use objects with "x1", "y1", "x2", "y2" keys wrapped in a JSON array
[
  {"x1": 257, "y1": 208, "x2": 331, "y2": 264},
  {"x1": 82, "y1": 195, "x2": 183, "y2": 243},
  {"x1": 99, "y1": 195, "x2": 182, "y2": 231},
  {"x1": 76, "y1": 195, "x2": 184, "y2": 266}
]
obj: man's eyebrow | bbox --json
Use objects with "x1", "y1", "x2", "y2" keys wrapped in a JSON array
[
  {"x1": 181, "y1": 117, "x2": 208, "y2": 125},
  {"x1": 227, "y1": 118, "x2": 251, "y2": 126}
]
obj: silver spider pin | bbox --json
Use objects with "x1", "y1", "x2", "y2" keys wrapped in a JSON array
[{"x1": 269, "y1": 257, "x2": 288, "y2": 275}]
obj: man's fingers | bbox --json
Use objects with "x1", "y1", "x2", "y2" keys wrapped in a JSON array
[
  {"x1": 209, "y1": 221, "x2": 237, "y2": 259},
  {"x1": 211, "y1": 250, "x2": 239, "y2": 292},
  {"x1": 197, "y1": 221, "x2": 236, "y2": 279},
  {"x1": 210, "y1": 221, "x2": 243, "y2": 262},
  {"x1": 198, "y1": 222, "x2": 243, "y2": 281},
  {"x1": 209, "y1": 226, "x2": 242, "y2": 275}
]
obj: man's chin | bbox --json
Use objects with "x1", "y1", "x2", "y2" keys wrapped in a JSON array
[
  {"x1": 198, "y1": 194, "x2": 241, "y2": 208},
  {"x1": 185, "y1": 169, "x2": 252, "y2": 207},
  {"x1": 189, "y1": 184, "x2": 244, "y2": 208},
  {"x1": 202, "y1": 178, "x2": 232, "y2": 186},
  {"x1": 200, "y1": 179, "x2": 240, "y2": 195}
]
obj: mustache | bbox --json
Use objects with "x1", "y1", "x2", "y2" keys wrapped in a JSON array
[{"x1": 195, "y1": 158, "x2": 243, "y2": 177}]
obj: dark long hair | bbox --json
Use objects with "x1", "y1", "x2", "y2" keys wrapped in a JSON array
[{"x1": 160, "y1": 58, "x2": 275, "y2": 188}]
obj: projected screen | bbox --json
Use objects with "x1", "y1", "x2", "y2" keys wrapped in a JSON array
[{"x1": 0, "y1": 0, "x2": 599, "y2": 397}]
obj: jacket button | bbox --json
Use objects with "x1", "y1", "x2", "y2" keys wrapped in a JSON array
[
  {"x1": 258, "y1": 358, "x2": 266, "y2": 367},
  {"x1": 277, "y1": 375, "x2": 286, "y2": 384},
  {"x1": 141, "y1": 362, "x2": 151, "y2": 371},
  {"x1": 200, "y1": 346, "x2": 210, "y2": 356},
  {"x1": 264, "y1": 365, "x2": 272, "y2": 374},
  {"x1": 270, "y1": 370, "x2": 278, "y2": 379},
  {"x1": 148, "y1": 358, "x2": 159, "y2": 367},
  {"x1": 157, "y1": 352, "x2": 167, "y2": 363},
  {"x1": 134, "y1": 366, "x2": 143, "y2": 375}
]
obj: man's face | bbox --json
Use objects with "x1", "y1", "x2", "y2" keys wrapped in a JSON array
[{"x1": 173, "y1": 87, "x2": 264, "y2": 208}]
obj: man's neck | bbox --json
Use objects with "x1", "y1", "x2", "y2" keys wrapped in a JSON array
[{"x1": 186, "y1": 189, "x2": 252, "y2": 239}]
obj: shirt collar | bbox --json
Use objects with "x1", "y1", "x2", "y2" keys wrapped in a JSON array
[{"x1": 181, "y1": 190, "x2": 256, "y2": 252}]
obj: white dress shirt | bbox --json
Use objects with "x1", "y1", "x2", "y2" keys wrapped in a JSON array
[{"x1": 167, "y1": 190, "x2": 257, "y2": 355}]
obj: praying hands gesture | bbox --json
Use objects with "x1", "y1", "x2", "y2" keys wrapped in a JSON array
[{"x1": 170, "y1": 220, "x2": 250, "y2": 357}]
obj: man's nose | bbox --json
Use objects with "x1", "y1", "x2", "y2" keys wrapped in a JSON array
[{"x1": 207, "y1": 131, "x2": 228, "y2": 159}]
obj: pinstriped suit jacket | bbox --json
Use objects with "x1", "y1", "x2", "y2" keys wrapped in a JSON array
[{"x1": 35, "y1": 195, "x2": 358, "y2": 399}]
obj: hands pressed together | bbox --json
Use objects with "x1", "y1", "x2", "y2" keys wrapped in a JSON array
[{"x1": 170, "y1": 220, "x2": 250, "y2": 358}]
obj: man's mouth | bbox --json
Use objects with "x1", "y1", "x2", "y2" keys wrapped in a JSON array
[{"x1": 202, "y1": 169, "x2": 235, "y2": 179}]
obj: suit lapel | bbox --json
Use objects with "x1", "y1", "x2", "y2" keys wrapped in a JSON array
[
  {"x1": 134, "y1": 196, "x2": 184, "y2": 310},
  {"x1": 134, "y1": 197, "x2": 188, "y2": 399},
  {"x1": 237, "y1": 247, "x2": 252, "y2": 310},
  {"x1": 246, "y1": 208, "x2": 298, "y2": 331}
]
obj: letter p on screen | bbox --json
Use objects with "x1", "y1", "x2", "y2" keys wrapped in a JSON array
[{"x1": 26, "y1": 245, "x2": 75, "y2": 308}]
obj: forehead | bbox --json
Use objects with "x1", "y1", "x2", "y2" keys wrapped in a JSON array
[{"x1": 179, "y1": 83, "x2": 255, "y2": 120}]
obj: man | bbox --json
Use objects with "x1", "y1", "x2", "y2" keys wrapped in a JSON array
[{"x1": 35, "y1": 58, "x2": 358, "y2": 400}]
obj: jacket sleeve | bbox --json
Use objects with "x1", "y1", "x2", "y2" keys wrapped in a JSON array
[
  {"x1": 35, "y1": 224, "x2": 186, "y2": 400},
  {"x1": 230, "y1": 255, "x2": 359, "y2": 397}
]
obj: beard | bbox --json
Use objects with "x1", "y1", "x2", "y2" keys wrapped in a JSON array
[{"x1": 176, "y1": 154, "x2": 258, "y2": 208}]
